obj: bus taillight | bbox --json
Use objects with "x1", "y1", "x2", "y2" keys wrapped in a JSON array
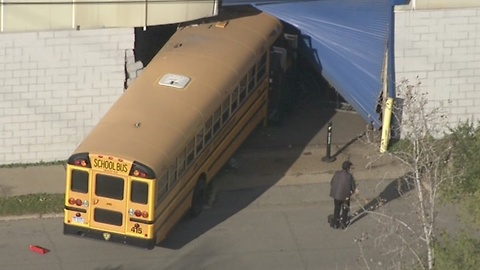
[
  {"x1": 73, "y1": 160, "x2": 88, "y2": 167},
  {"x1": 68, "y1": 153, "x2": 91, "y2": 168},
  {"x1": 130, "y1": 209, "x2": 148, "y2": 218},
  {"x1": 68, "y1": 198, "x2": 75, "y2": 205},
  {"x1": 129, "y1": 161, "x2": 155, "y2": 179},
  {"x1": 132, "y1": 169, "x2": 147, "y2": 178},
  {"x1": 68, "y1": 197, "x2": 88, "y2": 207}
]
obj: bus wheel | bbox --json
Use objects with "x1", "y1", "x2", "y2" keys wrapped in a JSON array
[{"x1": 190, "y1": 179, "x2": 206, "y2": 218}]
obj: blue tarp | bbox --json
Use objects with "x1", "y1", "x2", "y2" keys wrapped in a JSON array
[{"x1": 223, "y1": 0, "x2": 393, "y2": 128}]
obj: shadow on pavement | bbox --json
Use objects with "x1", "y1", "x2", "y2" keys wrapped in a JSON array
[
  {"x1": 348, "y1": 172, "x2": 416, "y2": 226},
  {"x1": 159, "y1": 186, "x2": 267, "y2": 249},
  {"x1": 157, "y1": 54, "x2": 367, "y2": 249},
  {"x1": 331, "y1": 132, "x2": 365, "y2": 160}
]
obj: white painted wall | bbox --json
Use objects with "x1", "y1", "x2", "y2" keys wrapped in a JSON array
[
  {"x1": 395, "y1": 7, "x2": 480, "y2": 131},
  {"x1": 0, "y1": 28, "x2": 134, "y2": 165}
]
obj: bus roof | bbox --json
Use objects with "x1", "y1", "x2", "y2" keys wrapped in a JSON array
[{"x1": 73, "y1": 7, "x2": 283, "y2": 174}]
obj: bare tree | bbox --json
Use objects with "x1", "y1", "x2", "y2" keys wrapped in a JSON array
[{"x1": 350, "y1": 78, "x2": 453, "y2": 270}]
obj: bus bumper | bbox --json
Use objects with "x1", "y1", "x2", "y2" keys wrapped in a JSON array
[{"x1": 63, "y1": 223, "x2": 156, "y2": 250}]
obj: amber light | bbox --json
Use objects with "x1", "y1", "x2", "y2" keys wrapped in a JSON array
[
  {"x1": 73, "y1": 160, "x2": 87, "y2": 167},
  {"x1": 68, "y1": 198, "x2": 83, "y2": 206},
  {"x1": 133, "y1": 169, "x2": 147, "y2": 178}
]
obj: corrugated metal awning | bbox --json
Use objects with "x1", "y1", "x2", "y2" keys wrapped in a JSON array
[{"x1": 224, "y1": 0, "x2": 393, "y2": 128}]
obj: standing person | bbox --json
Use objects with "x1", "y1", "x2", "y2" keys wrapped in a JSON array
[{"x1": 329, "y1": 160, "x2": 357, "y2": 229}]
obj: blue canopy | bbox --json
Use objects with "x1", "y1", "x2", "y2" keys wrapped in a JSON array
[{"x1": 223, "y1": 0, "x2": 395, "y2": 128}]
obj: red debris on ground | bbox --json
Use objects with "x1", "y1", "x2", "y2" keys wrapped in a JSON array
[{"x1": 29, "y1": 245, "x2": 49, "y2": 255}]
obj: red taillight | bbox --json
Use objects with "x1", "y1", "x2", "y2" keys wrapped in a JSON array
[
  {"x1": 68, "y1": 198, "x2": 85, "y2": 207},
  {"x1": 133, "y1": 169, "x2": 147, "y2": 178},
  {"x1": 68, "y1": 198, "x2": 75, "y2": 205},
  {"x1": 73, "y1": 159, "x2": 87, "y2": 167},
  {"x1": 133, "y1": 210, "x2": 148, "y2": 218}
]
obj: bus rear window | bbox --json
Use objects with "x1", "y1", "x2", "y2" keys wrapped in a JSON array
[
  {"x1": 71, "y1": 170, "x2": 88, "y2": 193},
  {"x1": 131, "y1": 181, "x2": 148, "y2": 205},
  {"x1": 95, "y1": 174, "x2": 124, "y2": 200}
]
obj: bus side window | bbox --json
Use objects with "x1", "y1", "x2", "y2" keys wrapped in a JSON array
[
  {"x1": 213, "y1": 107, "x2": 221, "y2": 135},
  {"x1": 231, "y1": 86, "x2": 239, "y2": 113},
  {"x1": 169, "y1": 162, "x2": 177, "y2": 189},
  {"x1": 204, "y1": 118, "x2": 213, "y2": 144},
  {"x1": 157, "y1": 171, "x2": 168, "y2": 203},
  {"x1": 186, "y1": 138, "x2": 195, "y2": 167},
  {"x1": 222, "y1": 97, "x2": 230, "y2": 124},
  {"x1": 239, "y1": 76, "x2": 247, "y2": 103},
  {"x1": 196, "y1": 129, "x2": 204, "y2": 155},
  {"x1": 247, "y1": 66, "x2": 256, "y2": 93},
  {"x1": 177, "y1": 149, "x2": 186, "y2": 177},
  {"x1": 257, "y1": 53, "x2": 268, "y2": 83}
]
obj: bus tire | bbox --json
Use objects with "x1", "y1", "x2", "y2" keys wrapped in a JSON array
[{"x1": 190, "y1": 178, "x2": 206, "y2": 218}]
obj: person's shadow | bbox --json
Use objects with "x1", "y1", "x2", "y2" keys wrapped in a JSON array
[{"x1": 348, "y1": 172, "x2": 416, "y2": 225}]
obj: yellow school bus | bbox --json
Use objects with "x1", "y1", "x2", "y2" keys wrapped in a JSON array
[{"x1": 63, "y1": 6, "x2": 294, "y2": 249}]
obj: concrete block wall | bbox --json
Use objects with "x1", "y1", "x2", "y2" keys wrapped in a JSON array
[
  {"x1": 0, "y1": 28, "x2": 134, "y2": 165},
  {"x1": 395, "y1": 7, "x2": 480, "y2": 131}
]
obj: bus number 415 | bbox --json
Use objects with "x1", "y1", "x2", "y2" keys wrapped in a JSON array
[{"x1": 131, "y1": 224, "x2": 143, "y2": 234}]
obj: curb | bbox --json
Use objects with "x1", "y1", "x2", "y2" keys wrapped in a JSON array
[{"x1": 0, "y1": 213, "x2": 63, "y2": 222}]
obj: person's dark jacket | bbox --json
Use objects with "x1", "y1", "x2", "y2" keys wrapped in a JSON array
[{"x1": 329, "y1": 169, "x2": 356, "y2": 200}]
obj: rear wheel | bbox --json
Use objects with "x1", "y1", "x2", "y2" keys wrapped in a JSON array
[{"x1": 190, "y1": 179, "x2": 206, "y2": 218}]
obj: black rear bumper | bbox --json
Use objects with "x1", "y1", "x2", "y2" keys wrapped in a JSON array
[{"x1": 63, "y1": 223, "x2": 155, "y2": 250}]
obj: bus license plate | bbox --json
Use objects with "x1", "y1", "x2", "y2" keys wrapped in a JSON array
[{"x1": 73, "y1": 216, "x2": 85, "y2": 224}]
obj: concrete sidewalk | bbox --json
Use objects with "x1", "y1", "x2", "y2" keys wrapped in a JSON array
[
  {"x1": 0, "y1": 139, "x2": 408, "y2": 223},
  {"x1": 216, "y1": 140, "x2": 408, "y2": 200},
  {"x1": 0, "y1": 164, "x2": 66, "y2": 197},
  {"x1": 0, "y1": 141, "x2": 405, "y2": 197}
]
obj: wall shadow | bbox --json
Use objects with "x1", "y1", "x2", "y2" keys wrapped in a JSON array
[{"x1": 348, "y1": 172, "x2": 416, "y2": 226}]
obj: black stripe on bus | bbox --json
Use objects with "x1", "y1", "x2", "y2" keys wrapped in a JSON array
[
  {"x1": 65, "y1": 206, "x2": 87, "y2": 213},
  {"x1": 129, "y1": 217, "x2": 155, "y2": 225},
  {"x1": 153, "y1": 90, "x2": 267, "y2": 235}
]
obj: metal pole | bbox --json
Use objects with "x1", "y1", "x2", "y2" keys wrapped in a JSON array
[{"x1": 322, "y1": 121, "x2": 336, "y2": 162}]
